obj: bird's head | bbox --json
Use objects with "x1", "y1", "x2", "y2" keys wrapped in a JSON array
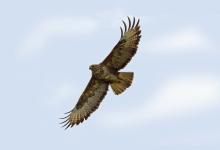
[
  {"x1": 89, "y1": 64, "x2": 98, "y2": 71},
  {"x1": 89, "y1": 65, "x2": 94, "y2": 70}
]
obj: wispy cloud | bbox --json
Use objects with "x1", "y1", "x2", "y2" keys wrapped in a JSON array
[
  {"x1": 101, "y1": 74, "x2": 220, "y2": 127},
  {"x1": 42, "y1": 83, "x2": 78, "y2": 106},
  {"x1": 143, "y1": 27, "x2": 214, "y2": 55},
  {"x1": 17, "y1": 16, "x2": 98, "y2": 57},
  {"x1": 95, "y1": 8, "x2": 126, "y2": 24}
]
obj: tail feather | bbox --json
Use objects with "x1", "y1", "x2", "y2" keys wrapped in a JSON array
[{"x1": 110, "y1": 72, "x2": 134, "y2": 95}]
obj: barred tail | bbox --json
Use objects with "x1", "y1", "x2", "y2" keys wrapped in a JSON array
[{"x1": 110, "y1": 72, "x2": 134, "y2": 95}]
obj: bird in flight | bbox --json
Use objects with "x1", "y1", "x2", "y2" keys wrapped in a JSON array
[{"x1": 60, "y1": 17, "x2": 141, "y2": 129}]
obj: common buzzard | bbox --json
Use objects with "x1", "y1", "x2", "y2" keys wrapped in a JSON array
[{"x1": 60, "y1": 17, "x2": 141, "y2": 129}]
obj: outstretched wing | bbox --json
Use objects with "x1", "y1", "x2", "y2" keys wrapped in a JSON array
[
  {"x1": 60, "y1": 77, "x2": 108, "y2": 129},
  {"x1": 101, "y1": 17, "x2": 141, "y2": 70}
]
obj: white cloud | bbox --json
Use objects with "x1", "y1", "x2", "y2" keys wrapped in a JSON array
[
  {"x1": 43, "y1": 83, "x2": 77, "y2": 106},
  {"x1": 94, "y1": 9, "x2": 145, "y2": 30},
  {"x1": 143, "y1": 27, "x2": 213, "y2": 55},
  {"x1": 17, "y1": 16, "x2": 98, "y2": 57},
  {"x1": 95, "y1": 8, "x2": 125, "y2": 24},
  {"x1": 101, "y1": 74, "x2": 220, "y2": 127}
]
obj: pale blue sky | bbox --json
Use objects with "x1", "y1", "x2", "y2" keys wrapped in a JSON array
[{"x1": 0, "y1": 0, "x2": 220, "y2": 150}]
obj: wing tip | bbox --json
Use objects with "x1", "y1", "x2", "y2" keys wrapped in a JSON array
[
  {"x1": 120, "y1": 16, "x2": 140, "y2": 34},
  {"x1": 60, "y1": 109, "x2": 88, "y2": 129}
]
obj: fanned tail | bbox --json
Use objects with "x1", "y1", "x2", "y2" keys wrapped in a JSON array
[{"x1": 110, "y1": 72, "x2": 134, "y2": 95}]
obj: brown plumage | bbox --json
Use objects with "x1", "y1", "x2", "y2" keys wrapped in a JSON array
[{"x1": 60, "y1": 17, "x2": 141, "y2": 129}]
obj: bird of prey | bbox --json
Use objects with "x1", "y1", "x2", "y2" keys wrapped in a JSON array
[{"x1": 60, "y1": 17, "x2": 141, "y2": 129}]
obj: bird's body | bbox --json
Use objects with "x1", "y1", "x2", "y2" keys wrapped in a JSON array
[
  {"x1": 90, "y1": 64, "x2": 134, "y2": 94},
  {"x1": 61, "y1": 17, "x2": 141, "y2": 129},
  {"x1": 89, "y1": 64, "x2": 116, "y2": 82}
]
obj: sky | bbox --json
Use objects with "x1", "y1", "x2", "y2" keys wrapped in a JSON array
[{"x1": 0, "y1": 0, "x2": 220, "y2": 149}]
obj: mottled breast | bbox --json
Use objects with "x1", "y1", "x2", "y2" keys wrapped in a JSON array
[{"x1": 92, "y1": 65, "x2": 110, "y2": 80}]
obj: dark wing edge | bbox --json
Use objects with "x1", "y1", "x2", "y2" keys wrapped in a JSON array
[
  {"x1": 60, "y1": 77, "x2": 108, "y2": 129},
  {"x1": 101, "y1": 16, "x2": 141, "y2": 70}
]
